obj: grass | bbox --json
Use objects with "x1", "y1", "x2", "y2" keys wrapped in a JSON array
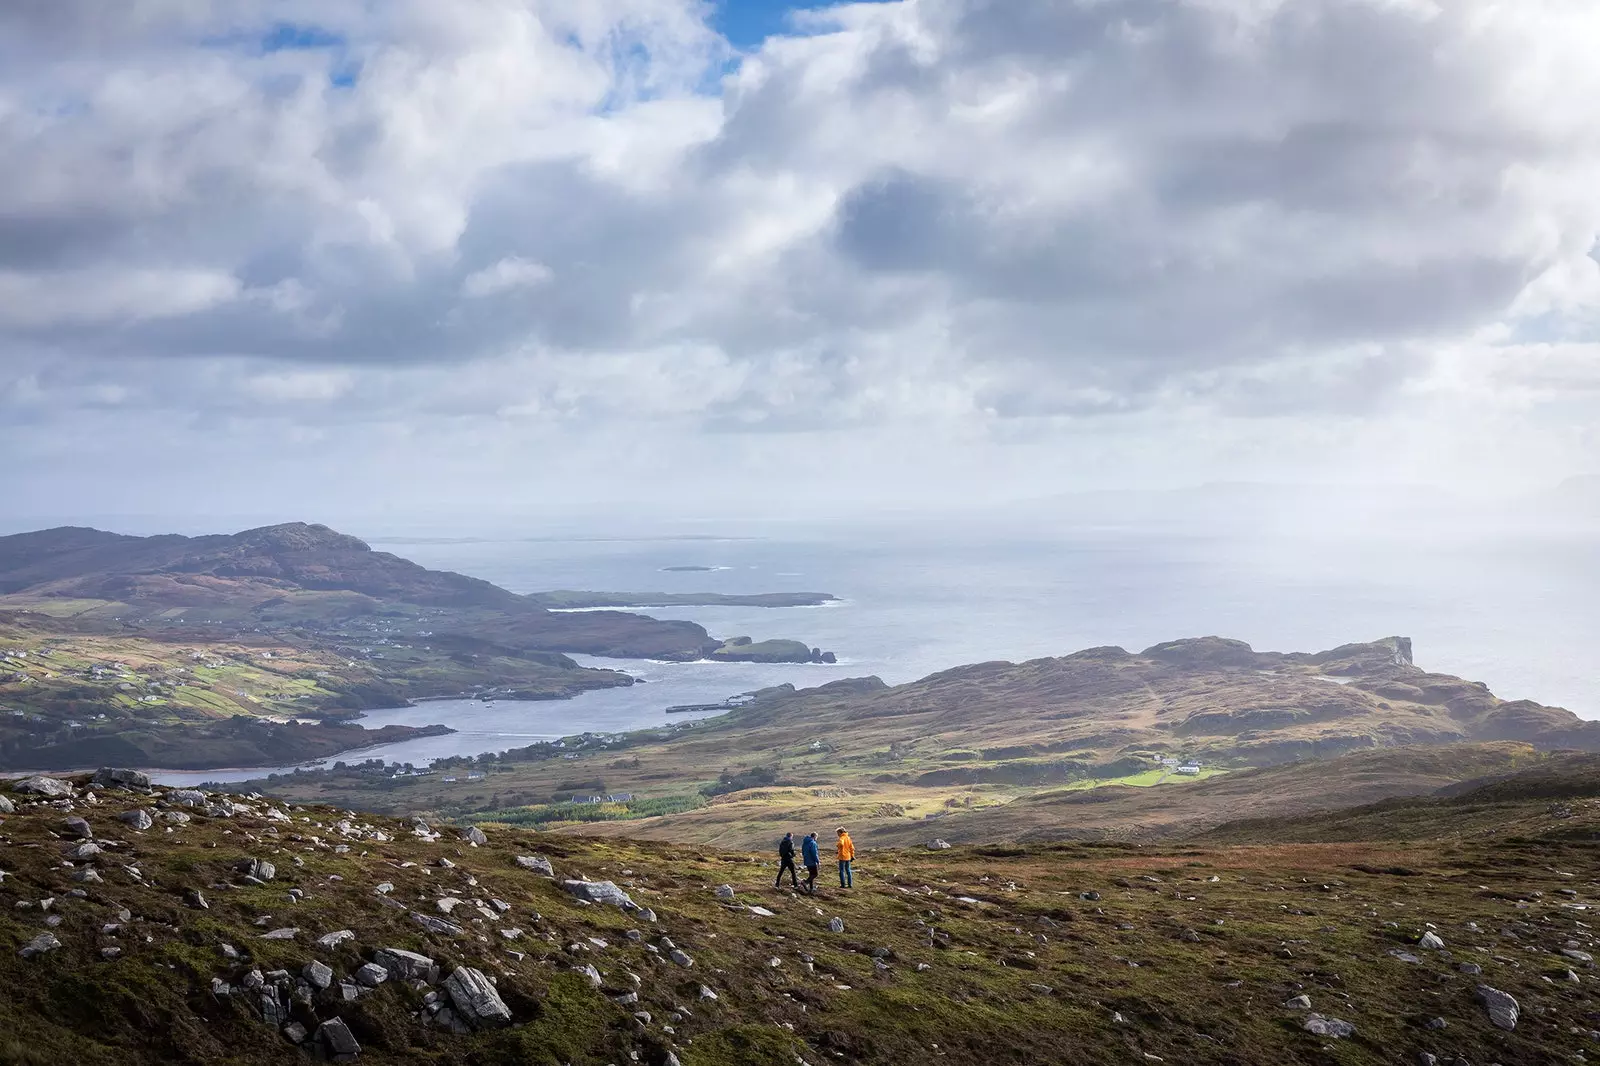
[{"x1": 5, "y1": 771, "x2": 1600, "y2": 1065}]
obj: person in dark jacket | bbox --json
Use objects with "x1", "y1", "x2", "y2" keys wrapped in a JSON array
[
  {"x1": 801, "y1": 832, "x2": 821, "y2": 894},
  {"x1": 775, "y1": 832, "x2": 800, "y2": 889}
]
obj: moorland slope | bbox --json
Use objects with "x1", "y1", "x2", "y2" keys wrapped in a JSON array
[{"x1": 2, "y1": 763, "x2": 1598, "y2": 1065}]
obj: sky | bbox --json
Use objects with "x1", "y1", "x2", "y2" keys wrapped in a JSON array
[{"x1": 2, "y1": 0, "x2": 1599, "y2": 532}]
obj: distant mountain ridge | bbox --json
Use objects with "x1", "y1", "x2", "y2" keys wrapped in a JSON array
[{"x1": 0, "y1": 523, "x2": 521, "y2": 609}]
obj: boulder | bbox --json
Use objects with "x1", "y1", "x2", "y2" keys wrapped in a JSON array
[
  {"x1": 92, "y1": 768, "x2": 151, "y2": 789},
  {"x1": 1419, "y1": 931, "x2": 1445, "y2": 950},
  {"x1": 313, "y1": 1018, "x2": 361, "y2": 1062},
  {"x1": 714, "y1": 884, "x2": 736, "y2": 900},
  {"x1": 13, "y1": 776, "x2": 72, "y2": 798},
  {"x1": 1303, "y1": 1014, "x2": 1356, "y2": 1038},
  {"x1": 119, "y1": 809, "x2": 153, "y2": 831},
  {"x1": 373, "y1": 948, "x2": 439, "y2": 983},
  {"x1": 237, "y1": 858, "x2": 276, "y2": 881},
  {"x1": 410, "y1": 912, "x2": 463, "y2": 936},
  {"x1": 669, "y1": 949, "x2": 694, "y2": 967},
  {"x1": 355, "y1": 963, "x2": 389, "y2": 988},
  {"x1": 258, "y1": 928, "x2": 299, "y2": 940},
  {"x1": 63, "y1": 816, "x2": 93, "y2": 839},
  {"x1": 829, "y1": 917, "x2": 846, "y2": 934},
  {"x1": 282, "y1": 1022, "x2": 308, "y2": 1044},
  {"x1": 443, "y1": 966, "x2": 513, "y2": 1029},
  {"x1": 1477, "y1": 986, "x2": 1519, "y2": 1030},
  {"x1": 0, "y1": 794, "x2": 12, "y2": 814},
  {"x1": 303, "y1": 961, "x2": 334, "y2": 990},
  {"x1": 168, "y1": 789, "x2": 207, "y2": 807},
  {"x1": 561, "y1": 880, "x2": 635, "y2": 908},
  {"x1": 461, "y1": 826, "x2": 488, "y2": 846},
  {"x1": 1284, "y1": 994, "x2": 1311, "y2": 1009},
  {"x1": 928, "y1": 839, "x2": 952, "y2": 850},
  {"x1": 515, "y1": 855, "x2": 554, "y2": 876},
  {"x1": 317, "y1": 930, "x2": 355, "y2": 950},
  {"x1": 19, "y1": 932, "x2": 62, "y2": 958}
]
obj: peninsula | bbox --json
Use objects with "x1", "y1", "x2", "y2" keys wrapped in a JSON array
[{"x1": 0, "y1": 523, "x2": 836, "y2": 771}]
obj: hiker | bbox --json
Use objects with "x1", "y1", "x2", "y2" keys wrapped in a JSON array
[
  {"x1": 801, "y1": 831, "x2": 821, "y2": 894},
  {"x1": 775, "y1": 831, "x2": 800, "y2": 889},
  {"x1": 835, "y1": 826, "x2": 855, "y2": 888}
]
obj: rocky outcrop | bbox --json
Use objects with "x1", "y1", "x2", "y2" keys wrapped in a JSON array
[{"x1": 442, "y1": 966, "x2": 512, "y2": 1029}]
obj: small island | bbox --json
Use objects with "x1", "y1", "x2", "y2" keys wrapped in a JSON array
[
  {"x1": 707, "y1": 637, "x2": 837, "y2": 664},
  {"x1": 527, "y1": 590, "x2": 837, "y2": 609}
]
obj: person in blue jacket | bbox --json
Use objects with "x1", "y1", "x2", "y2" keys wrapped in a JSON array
[{"x1": 800, "y1": 832, "x2": 821, "y2": 894}]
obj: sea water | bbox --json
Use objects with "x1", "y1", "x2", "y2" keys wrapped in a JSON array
[{"x1": 154, "y1": 522, "x2": 1599, "y2": 785}]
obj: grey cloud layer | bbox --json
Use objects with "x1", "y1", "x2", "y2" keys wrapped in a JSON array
[{"x1": 2, "y1": 0, "x2": 1599, "y2": 463}]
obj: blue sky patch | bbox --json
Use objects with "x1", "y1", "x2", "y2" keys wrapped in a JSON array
[
  {"x1": 713, "y1": 0, "x2": 886, "y2": 49},
  {"x1": 261, "y1": 23, "x2": 345, "y2": 53}
]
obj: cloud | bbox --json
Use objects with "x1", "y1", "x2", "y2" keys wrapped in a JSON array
[
  {"x1": 1, "y1": 0, "x2": 1599, "y2": 520},
  {"x1": 461, "y1": 257, "x2": 553, "y2": 299}
]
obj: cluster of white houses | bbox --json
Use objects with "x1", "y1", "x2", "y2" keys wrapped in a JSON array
[{"x1": 1156, "y1": 755, "x2": 1204, "y2": 775}]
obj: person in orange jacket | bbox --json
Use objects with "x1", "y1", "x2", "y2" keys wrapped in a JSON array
[{"x1": 835, "y1": 826, "x2": 855, "y2": 888}]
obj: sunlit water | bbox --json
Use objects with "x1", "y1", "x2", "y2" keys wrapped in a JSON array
[{"x1": 153, "y1": 524, "x2": 1600, "y2": 785}]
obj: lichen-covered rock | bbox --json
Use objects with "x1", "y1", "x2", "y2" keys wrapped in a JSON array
[
  {"x1": 515, "y1": 855, "x2": 554, "y2": 876},
  {"x1": 92, "y1": 768, "x2": 151, "y2": 790},
  {"x1": 119, "y1": 809, "x2": 153, "y2": 830},
  {"x1": 1477, "y1": 986, "x2": 1519, "y2": 1030},
  {"x1": 1303, "y1": 1014, "x2": 1355, "y2": 1038},
  {"x1": 373, "y1": 948, "x2": 439, "y2": 984},
  {"x1": 313, "y1": 1018, "x2": 361, "y2": 1061},
  {"x1": 304, "y1": 960, "x2": 334, "y2": 989},
  {"x1": 410, "y1": 912, "x2": 463, "y2": 936},
  {"x1": 561, "y1": 879, "x2": 635, "y2": 908},
  {"x1": 14, "y1": 776, "x2": 72, "y2": 798},
  {"x1": 355, "y1": 963, "x2": 389, "y2": 987},
  {"x1": 443, "y1": 966, "x2": 512, "y2": 1029},
  {"x1": 20, "y1": 932, "x2": 62, "y2": 958}
]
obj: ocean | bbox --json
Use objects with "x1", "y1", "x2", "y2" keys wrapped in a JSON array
[{"x1": 155, "y1": 521, "x2": 1600, "y2": 785}]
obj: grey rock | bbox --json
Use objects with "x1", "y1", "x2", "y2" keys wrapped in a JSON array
[
  {"x1": 100, "y1": 946, "x2": 122, "y2": 960},
  {"x1": 1458, "y1": 962, "x2": 1482, "y2": 975},
  {"x1": 443, "y1": 966, "x2": 512, "y2": 1029},
  {"x1": 65, "y1": 841, "x2": 101, "y2": 860},
  {"x1": 258, "y1": 928, "x2": 299, "y2": 940},
  {"x1": 611, "y1": 991, "x2": 640, "y2": 1006},
  {"x1": 63, "y1": 816, "x2": 93, "y2": 839},
  {"x1": 313, "y1": 1018, "x2": 361, "y2": 1061},
  {"x1": 20, "y1": 932, "x2": 62, "y2": 958},
  {"x1": 304, "y1": 960, "x2": 334, "y2": 989},
  {"x1": 1419, "y1": 931, "x2": 1445, "y2": 950},
  {"x1": 238, "y1": 858, "x2": 276, "y2": 881},
  {"x1": 1419, "y1": 1055, "x2": 1438, "y2": 1066},
  {"x1": 1426, "y1": 1016, "x2": 1448, "y2": 1030},
  {"x1": 211, "y1": 978, "x2": 232, "y2": 996},
  {"x1": 1303, "y1": 1014, "x2": 1356, "y2": 1038},
  {"x1": 14, "y1": 776, "x2": 72, "y2": 798},
  {"x1": 828, "y1": 917, "x2": 846, "y2": 934},
  {"x1": 515, "y1": 855, "x2": 554, "y2": 876},
  {"x1": 714, "y1": 884, "x2": 736, "y2": 899},
  {"x1": 72, "y1": 868, "x2": 103, "y2": 884},
  {"x1": 698, "y1": 984, "x2": 718, "y2": 1001},
  {"x1": 337, "y1": 982, "x2": 361, "y2": 1002},
  {"x1": 410, "y1": 912, "x2": 463, "y2": 936},
  {"x1": 92, "y1": 768, "x2": 151, "y2": 789},
  {"x1": 373, "y1": 948, "x2": 439, "y2": 984},
  {"x1": 561, "y1": 879, "x2": 635, "y2": 908},
  {"x1": 1477, "y1": 985, "x2": 1519, "y2": 1030},
  {"x1": 168, "y1": 789, "x2": 207, "y2": 807},
  {"x1": 185, "y1": 889, "x2": 209, "y2": 910},
  {"x1": 573, "y1": 963, "x2": 603, "y2": 988},
  {"x1": 927, "y1": 839, "x2": 952, "y2": 850},
  {"x1": 1561, "y1": 948, "x2": 1594, "y2": 964},
  {"x1": 162, "y1": 811, "x2": 190, "y2": 825},
  {"x1": 374, "y1": 882, "x2": 394, "y2": 895},
  {"x1": 119, "y1": 809, "x2": 153, "y2": 831},
  {"x1": 355, "y1": 963, "x2": 389, "y2": 987},
  {"x1": 669, "y1": 949, "x2": 694, "y2": 967},
  {"x1": 0, "y1": 794, "x2": 13, "y2": 813},
  {"x1": 1284, "y1": 994, "x2": 1312, "y2": 1009},
  {"x1": 317, "y1": 930, "x2": 355, "y2": 950},
  {"x1": 282, "y1": 1022, "x2": 308, "y2": 1044},
  {"x1": 461, "y1": 826, "x2": 488, "y2": 846}
]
